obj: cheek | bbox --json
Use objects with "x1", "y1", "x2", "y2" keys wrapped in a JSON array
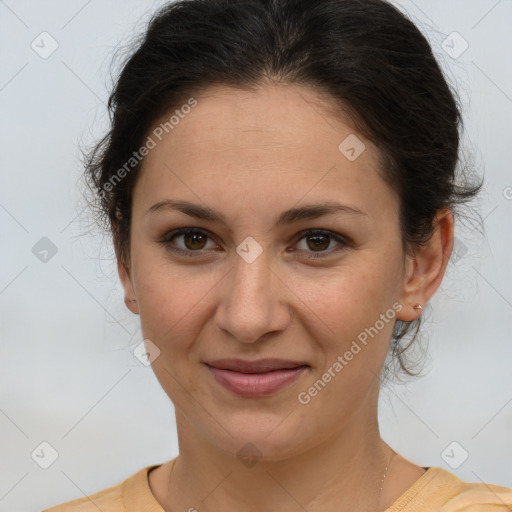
[
  {"x1": 295, "y1": 263, "x2": 399, "y2": 413},
  {"x1": 295, "y1": 256, "x2": 400, "y2": 341},
  {"x1": 131, "y1": 255, "x2": 207, "y2": 398},
  {"x1": 131, "y1": 248, "x2": 220, "y2": 351}
]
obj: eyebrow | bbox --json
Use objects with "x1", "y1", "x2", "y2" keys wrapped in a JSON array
[{"x1": 146, "y1": 199, "x2": 367, "y2": 227}]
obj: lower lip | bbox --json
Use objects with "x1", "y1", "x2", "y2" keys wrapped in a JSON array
[{"x1": 206, "y1": 365, "x2": 309, "y2": 397}]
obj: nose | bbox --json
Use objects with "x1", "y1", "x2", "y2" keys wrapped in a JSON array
[{"x1": 214, "y1": 249, "x2": 292, "y2": 344}]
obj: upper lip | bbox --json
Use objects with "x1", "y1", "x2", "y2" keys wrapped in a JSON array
[{"x1": 204, "y1": 358, "x2": 309, "y2": 374}]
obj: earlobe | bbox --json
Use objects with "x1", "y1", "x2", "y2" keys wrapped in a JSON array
[
  {"x1": 396, "y1": 208, "x2": 454, "y2": 322},
  {"x1": 117, "y1": 260, "x2": 139, "y2": 315}
]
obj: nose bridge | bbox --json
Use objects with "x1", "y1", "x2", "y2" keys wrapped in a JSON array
[
  {"x1": 215, "y1": 242, "x2": 289, "y2": 343},
  {"x1": 233, "y1": 247, "x2": 271, "y2": 304}
]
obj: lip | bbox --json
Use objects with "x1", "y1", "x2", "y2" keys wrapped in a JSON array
[
  {"x1": 204, "y1": 359, "x2": 310, "y2": 397},
  {"x1": 204, "y1": 358, "x2": 309, "y2": 373}
]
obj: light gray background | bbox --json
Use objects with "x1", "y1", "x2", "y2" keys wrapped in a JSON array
[{"x1": 1, "y1": 1, "x2": 511, "y2": 510}]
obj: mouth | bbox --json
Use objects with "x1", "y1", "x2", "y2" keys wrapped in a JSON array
[
  {"x1": 204, "y1": 359, "x2": 310, "y2": 397},
  {"x1": 204, "y1": 358, "x2": 310, "y2": 373}
]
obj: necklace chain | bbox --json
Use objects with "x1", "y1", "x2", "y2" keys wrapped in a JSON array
[{"x1": 378, "y1": 449, "x2": 395, "y2": 510}]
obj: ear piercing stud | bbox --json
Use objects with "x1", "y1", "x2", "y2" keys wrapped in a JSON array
[{"x1": 413, "y1": 304, "x2": 423, "y2": 310}]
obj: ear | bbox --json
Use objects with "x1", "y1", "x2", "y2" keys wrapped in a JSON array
[
  {"x1": 118, "y1": 259, "x2": 139, "y2": 315},
  {"x1": 396, "y1": 208, "x2": 454, "y2": 321}
]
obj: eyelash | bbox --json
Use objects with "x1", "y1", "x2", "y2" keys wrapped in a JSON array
[{"x1": 159, "y1": 228, "x2": 349, "y2": 259}]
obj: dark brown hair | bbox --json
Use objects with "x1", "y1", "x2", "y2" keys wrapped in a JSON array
[{"x1": 83, "y1": 0, "x2": 482, "y2": 382}]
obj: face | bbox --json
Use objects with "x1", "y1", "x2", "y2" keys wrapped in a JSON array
[{"x1": 120, "y1": 83, "x2": 411, "y2": 460}]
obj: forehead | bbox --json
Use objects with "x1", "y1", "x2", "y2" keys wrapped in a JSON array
[
  {"x1": 133, "y1": 83, "x2": 398, "y2": 225},
  {"x1": 152, "y1": 83, "x2": 359, "y2": 152}
]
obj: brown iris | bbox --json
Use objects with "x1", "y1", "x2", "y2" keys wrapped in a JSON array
[
  {"x1": 183, "y1": 231, "x2": 208, "y2": 250},
  {"x1": 306, "y1": 233, "x2": 330, "y2": 251}
]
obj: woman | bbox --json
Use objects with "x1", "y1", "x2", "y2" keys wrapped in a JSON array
[{"x1": 44, "y1": 0, "x2": 512, "y2": 510}]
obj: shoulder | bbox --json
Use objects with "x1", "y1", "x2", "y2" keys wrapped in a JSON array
[
  {"x1": 440, "y1": 475, "x2": 512, "y2": 512},
  {"x1": 388, "y1": 466, "x2": 512, "y2": 512},
  {"x1": 42, "y1": 466, "x2": 159, "y2": 512}
]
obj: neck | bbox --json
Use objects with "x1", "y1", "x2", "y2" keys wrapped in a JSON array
[{"x1": 163, "y1": 400, "x2": 395, "y2": 512}]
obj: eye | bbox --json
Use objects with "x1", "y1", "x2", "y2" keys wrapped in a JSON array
[
  {"x1": 159, "y1": 227, "x2": 348, "y2": 258},
  {"x1": 160, "y1": 228, "x2": 218, "y2": 256},
  {"x1": 292, "y1": 229, "x2": 347, "y2": 258}
]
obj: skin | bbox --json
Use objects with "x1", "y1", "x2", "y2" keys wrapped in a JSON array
[{"x1": 118, "y1": 83, "x2": 454, "y2": 512}]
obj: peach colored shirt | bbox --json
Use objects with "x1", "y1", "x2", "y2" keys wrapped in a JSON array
[{"x1": 43, "y1": 460, "x2": 512, "y2": 511}]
